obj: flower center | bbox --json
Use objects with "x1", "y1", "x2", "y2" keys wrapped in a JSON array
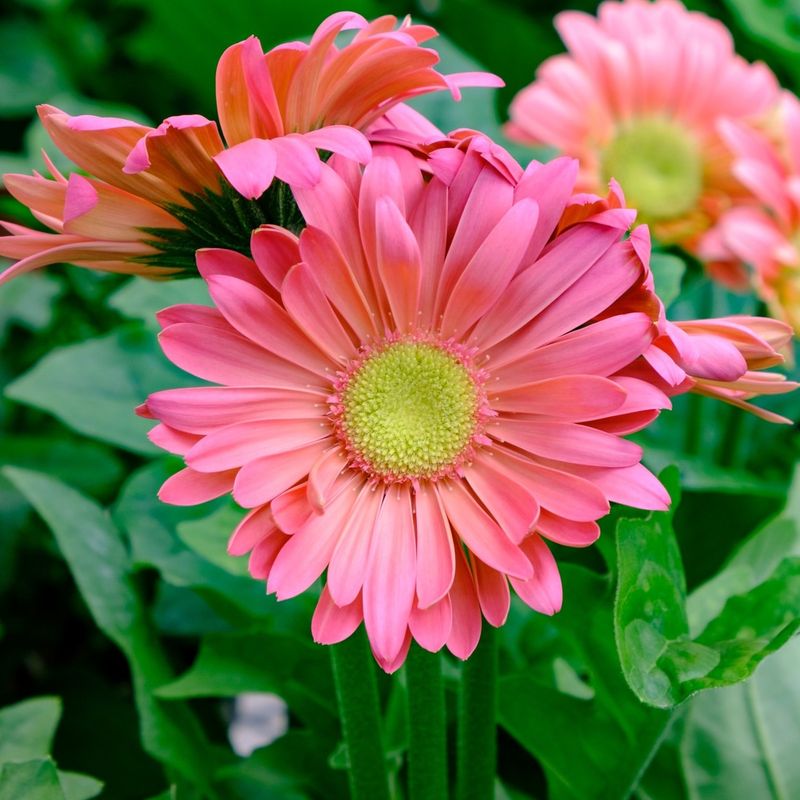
[
  {"x1": 601, "y1": 117, "x2": 702, "y2": 222},
  {"x1": 335, "y1": 341, "x2": 482, "y2": 481}
]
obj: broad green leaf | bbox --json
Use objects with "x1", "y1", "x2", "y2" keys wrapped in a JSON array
[
  {"x1": 5, "y1": 325, "x2": 197, "y2": 455},
  {"x1": 3, "y1": 468, "x2": 218, "y2": 793},
  {"x1": 157, "y1": 631, "x2": 337, "y2": 735},
  {"x1": 0, "y1": 437, "x2": 123, "y2": 496},
  {"x1": 681, "y1": 636, "x2": 800, "y2": 800},
  {"x1": 109, "y1": 278, "x2": 210, "y2": 328},
  {"x1": 615, "y1": 469, "x2": 800, "y2": 708},
  {"x1": 688, "y1": 470, "x2": 800, "y2": 634},
  {"x1": 0, "y1": 21, "x2": 69, "y2": 117},
  {"x1": 498, "y1": 565, "x2": 672, "y2": 800},
  {"x1": 0, "y1": 759, "x2": 65, "y2": 800},
  {"x1": 0, "y1": 697, "x2": 61, "y2": 763},
  {"x1": 59, "y1": 772, "x2": 104, "y2": 800},
  {"x1": 649, "y1": 253, "x2": 686, "y2": 309},
  {"x1": 723, "y1": 0, "x2": 800, "y2": 71},
  {"x1": 0, "y1": 273, "x2": 62, "y2": 343},
  {"x1": 177, "y1": 503, "x2": 249, "y2": 576}
]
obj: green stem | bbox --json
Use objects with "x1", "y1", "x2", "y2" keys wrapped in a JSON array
[
  {"x1": 717, "y1": 402, "x2": 745, "y2": 467},
  {"x1": 406, "y1": 645, "x2": 448, "y2": 800},
  {"x1": 330, "y1": 630, "x2": 391, "y2": 800},
  {"x1": 456, "y1": 624, "x2": 498, "y2": 800},
  {"x1": 684, "y1": 392, "x2": 704, "y2": 455}
]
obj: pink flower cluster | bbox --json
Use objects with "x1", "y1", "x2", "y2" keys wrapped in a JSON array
[{"x1": 1, "y1": 8, "x2": 796, "y2": 669}]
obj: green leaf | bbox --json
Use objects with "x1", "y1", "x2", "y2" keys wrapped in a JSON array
[
  {"x1": 615, "y1": 469, "x2": 800, "y2": 708},
  {"x1": 0, "y1": 20, "x2": 70, "y2": 117},
  {"x1": 109, "y1": 278, "x2": 210, "y2": 328},
  {"x1": 5, "y1": 325, "x2": 197, "y2": 455},
  {"x1": 723, "y1": 0, "x2": 800, "y2": 69},
  {"x1": 3, "y1": 468, "x2": 218, "y2": 793},
  {"x1": 0, "y1": 273, "x2": 62, "y2": 344},
  {"x1": 498, "y1": 566, "x2": 672, "y2": 800},
  {"x1": 649, "y1": 253, "x2": 686, "y2": 310},
  {"x1": 58, "y1": 772, "x2": 104, "y2": 800},
  {"x1": 0, "y1": 697, "x2": 61, "y2": 763},
  {"x1": 0, "y1": 759, "x2": 65, "y2": 800},
  {"x1": 157, "y1": 630, "x2": 337, "y2": 735},
  {"x1": 176, "y1": 503, "x2": 249, "y2": 576},
  {"x1": 681, "y1": 636, "x2": 800, "y2": 800}
]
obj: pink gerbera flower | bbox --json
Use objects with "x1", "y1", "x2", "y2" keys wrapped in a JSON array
[
  {"x1": 505, "y1": 0, "x2": 779, "y2": 257},
  {"x1": 0, "y1": 11, "x2": 499, "y2": 285},
  {"x1": 699, "y1": 94, "x2": 800, "y2": 331},
  {"x1": 138, "y1": 144, "x2": 794, "y2": 671}
]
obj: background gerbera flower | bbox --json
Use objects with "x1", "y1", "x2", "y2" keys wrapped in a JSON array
[
  {"x1": 0, "y1": 11, "x2": 500, "y2": 286},
  {"x1": 699, "y1": 94, "x2": 800, "y2": 331},
  {"x1": 505, "y1": 0, "x2": 779, "y2": 259},
  {"x1": 138, "y1": 145, "x2": 793, "y2": 671}
]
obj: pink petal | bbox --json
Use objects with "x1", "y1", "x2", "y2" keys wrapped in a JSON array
[
  {"x1": 414, "y1": 484, "x2": 456, "y2": 608},
  {"x1": 569, "y1": 463, "x2": 671, "y2": 511},
  {"x1": 470, "y1": 557, "x2": 511, "y2": 627},
  {"x1": 327, "y1": 484, "x2": 384, "y2": 606},
  {"x1": 438, "y1": 481, "x2": 533, "y2": 579},
  {"x1": 228, "y1": 505, "x2": 277, "y2": 556},
  {"x1": 409, "y1": 595, "x2": 452, "y2": 652},
  {"x1": 250, "y1": 225, "x2": 301, "y2": 292},
  {"x1": 307, "y1": 446, "x2": 350, "y2": 511},
  {"x1": 158, "y1": 466, "x2": 236, "y2": 505},
  {"x1": 491, "y1": 419, "x2": 642, "y2": 468},
  {"x1": 271, "y1": 484, "x2": 316, "y2": 534},
  {"x1": 196, "y1": 248, "x2": 266, "y2": 290},
  {"x1": 249, "y1": 532, "x2": 290, "y2": 580},
  {"x1": 363, "y1": 486, "x2": 417, "y2": 662},
  {"x1": 312, "y1": 587, "x2": 363, "y2": 645},
  {"x1": 463, "y1": 459, "x2": 539, "y2": 544},
  {"x1": 267, "y1": 474, "x2": 360, "y2": 599},
  {"x1": 492, "y1": 375, "x2": 627, "y2": 418},
  {"x1": 510, "y1": 535, "x2": 562, "y2": 615},
  {"x1": 186, "y1": 418, "x2": 330, "y2": 472},
  {"x1": 148, "y1": 423, "x2": 199, "y2": 455},
  {"x1": 303, "y1": 126, "x2": 372, "y2": 164},
  {"x1": 214, "y1": 139, "x2": 277, "y2": 199},
  {"x1": 271, "y1": 134, "x2": 323, "y2": 188},
  {"x1": 233, "y1": 440, "x2": 330, "y2": 508},
  {"x1": 536, "y1": 511, "x2": 600, "y2": 547},
  {"x1": 446, "y1": 546, "x2": 482, "y2": 660}
]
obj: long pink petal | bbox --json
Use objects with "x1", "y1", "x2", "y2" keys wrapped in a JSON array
[
  {"x1": 158, "y1": 467, "x2": 236, "y2": 505},
  {"x1": 446, "y1": 546, "x2": 482, "y2": 660},
  {"x1": 470, "y1": 557, "x2": 511, "y2": 627},
  {"x1": 409, "y1": 595, "x2": 452, "y2": 652},
  {"x1": 414, "y1": 483, "x2": 456, "y2": 608},
  {"x1": 510, "y1": 535, "x2": 562, "y2": 615},
  {"x1": 214, "y1": 139, "x2": 277, "y2": 199},
  {"x1": 228, "y1": 505, "x2": 277, "y2": 556},
  {"x1": 492, "y1": 375, "x2": 627, "y2": 418},
  {"x1": 312, "y1": 587, "x2": 363, "y2": 645}
]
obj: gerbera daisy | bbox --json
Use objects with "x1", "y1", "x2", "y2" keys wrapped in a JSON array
[
  {"x1": 139, "y1": 145, "x2": 794, "y2": 670},
  {"x1": 699, "y1": 94, "x2": 800, "y2": 331},
  {"x1": 0, "y1": 11, "x2": 499, "y2": 285},
  {"x1": 505, "y1": 0, "x2": 779, "y2": 257}
]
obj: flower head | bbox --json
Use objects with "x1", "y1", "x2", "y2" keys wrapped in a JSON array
[
  {"x1": 139, "y1": 144, "x2": 794, "y2": 671},
  {"x1": 699, "y1": 94, "x2": 800, "y2": 330},
  {"x1": 0, "y1": 11, "x2": 500, "y2": 286},
  {"x1": 506, "y1": 0, "x2": 779, "y2": 256}
]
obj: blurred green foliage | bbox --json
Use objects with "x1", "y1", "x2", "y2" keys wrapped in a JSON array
[{"x1": 0, "y1": 0, "x2": 798, "y2": 798}]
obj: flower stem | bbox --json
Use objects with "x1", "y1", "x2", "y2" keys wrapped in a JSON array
[
  {"x1": 330, "y1": 630, "x2": 391, "y2": 800},
  {"x1": 406, "y1": 645, "x2": 448, "y2": 800},
  {"x1": 456, "y1": 624, "x2": 498, "y2": 800}
]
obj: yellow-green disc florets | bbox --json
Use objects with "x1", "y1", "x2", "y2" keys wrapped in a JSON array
[
  {"x1": 601, "y1": 117, "x2": 703, "y2": 222},
  {"x1": 339, "y1": 342, "x2": 480, "y2": 480}
]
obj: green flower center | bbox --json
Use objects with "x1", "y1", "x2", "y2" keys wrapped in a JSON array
[
  {"x1": 340, "y1": 342, "x2": 479, "y2": 480},
  {"x1": 601, "y1": 117, "x2": 702, "y2": 222}
]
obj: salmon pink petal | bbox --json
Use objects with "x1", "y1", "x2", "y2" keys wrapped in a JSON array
[
  {"x1": 536, "y1": 512, "x2": 600, "y2": 547},
  {"x1": 148, "y1": 424, "x2": 199, "y2": 455},
  {"x1": 271, "y1": 134, "x2": 323, "y2": 188},
  {"x1": 308, "y1": 447, "x2": 350, "y2": 511},
  {"x1": 363, "y1": 486, "x2": 417, "y2": 661},
  {"x1": 471, "y1": 557, "x2": 511, "y2": 627},
  {"x1": 569, "y1": 463, "x2": 670, "y2": 511},
  {"x1": 228, "y1": 505, "x2": 277, "y2": 556},
  {"x1": 249, "y1": 532, "x2": 289, "y2": 580},
  {"x1": 196, "y1": 248, "x2": 267, "y2": 290},
  {"x1": 214, "y1": 139, "x2": 277, "y2": 199},
  {"x1": 250, "y1": 226, "x2": 301, "y2": 291},
  {"x1": 464, "y1": 459, "x2": 539, "y2": 544},
  {"x1": 510, "y1": 535, "x2": 563, "y2": 615},
  {"x1": 303, "y1": 126, "x2": 372, "y2": 164},
  {"x1": 439, "y1": 481, "x2": 533, "y2": 579},
  {"x1": 158, "y1": 466, "x2": 236, "y2": 505},
  {"x1": 271, "y1": 484, "x2": 315, "y2": 534},
  {"x1": 492, "y1": 375, "x2": 626, "y2": 418},
  {"x1": 446, "y1": 547, "x2": 483, "y2": 660},
  {"x1": 156, "y1": 304, "x2": 224, "y2": 330},
  {"x1": 409, "y1": 595, "x2": 452, "y2": 652},
  {"x1": 312, "y1": 587, "x2": 363, "y2": 645},
  {"x1": 186, "y1": 418, "x2": 330, "y2": 472},
  {"x1": 233, "y1": 440, "x2": 330, "y2": 508},
  {"x1": 267, "y1": 474, "x2": 360, "y2": 599},
  {"x1": 414, "y1": 485, "x2": 456, "y2": 609},
  {"x1": 327, "y1": 484, "x2": 384, "y2": 606}
]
